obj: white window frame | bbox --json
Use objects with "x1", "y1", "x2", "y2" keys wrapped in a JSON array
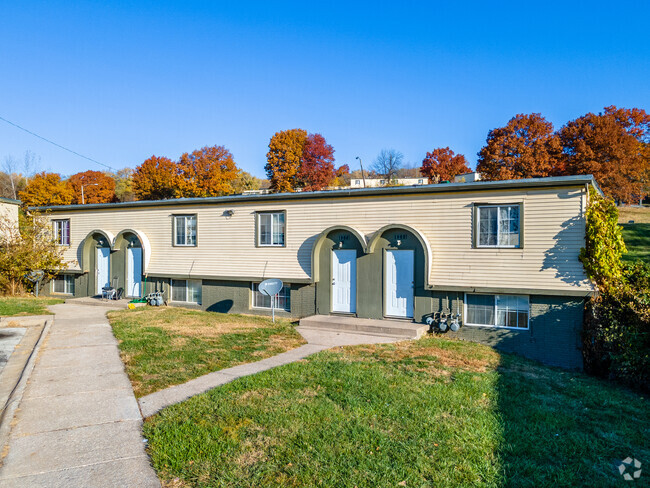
[
  {"x1": 476, "y1": 204, "x2": 521, "y2": 248},
  {"x1": 52, "y1": 274, "x2": 74, "y2": 295},
  {"x1": 173, "y1": 215, "x2": 197, "y2": 247},
  {"x1": 251, "y1": 282, "x2": 291, "y2": 312},
  {"x1": 53, "y1": 219, "x2": 70, "y2": 246},
  {"x1": 171, "y1": 279, "x2": 202, "y2": 304},
  {"x1": 463, "y1": 293, "x2": 530, "y2": 330},
  {"x1": 257, "y1": 212, "x2": 285, "y2": 247}
]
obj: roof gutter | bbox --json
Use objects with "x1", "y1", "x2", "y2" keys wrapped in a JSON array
[{"x1": 31, "y1": 175, "x2": 600, "y2": 212}]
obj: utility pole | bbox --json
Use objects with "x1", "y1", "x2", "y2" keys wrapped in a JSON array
[
  {"x1": 355, "y1": 156, "x2": 366, "y2": 188},
  {"x1": 81, "y1": 183, "x2": 98, "y2": 204}
]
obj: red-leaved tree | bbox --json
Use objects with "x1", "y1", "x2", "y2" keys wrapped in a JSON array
[
  {"x1": 132, "y1": 155, "x2": 177, "y2": 200},
  {"x1": 559, "y1": 106, "x2": 650, "y2": 203},
  {"x1": 420, "y1": 147, "x2": 471, "y2": 183},
  {"x1": 297, "y1": 133, "x2": 336, "y2": 191},
  {"x1": 477, "y1": 113, "x2": 563, "y2": 180},
  {"x1": 68, "y1": 170, "x2": 116, "y2": 204}
]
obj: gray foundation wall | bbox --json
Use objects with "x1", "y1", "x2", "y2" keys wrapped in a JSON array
[
  {"x1": 140, "y1": 277, "x2": 315, "y2": 319},
  {"x1": 420, "y1": 292, "x2": 585, "y2": 370}
]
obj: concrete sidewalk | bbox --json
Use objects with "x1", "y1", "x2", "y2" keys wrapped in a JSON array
[{"x1": 0, "y1": 303, "x2": 159, "y2": 488}]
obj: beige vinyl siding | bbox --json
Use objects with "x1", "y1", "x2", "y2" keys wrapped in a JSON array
[{"x1": 47, "y1": 185, "x2": 591, "y2": 294}]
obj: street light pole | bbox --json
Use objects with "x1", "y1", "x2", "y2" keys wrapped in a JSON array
[
  {"x1": 81, "y1": 183, "x2": 99, "y2": 205},
  {"x1": 355, "y1": 156, "x2": 366, "y2": 188}
]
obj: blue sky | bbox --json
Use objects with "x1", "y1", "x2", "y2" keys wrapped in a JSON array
[{"x1": 1, "y1": 1, "x2": 648, "y2": 178}]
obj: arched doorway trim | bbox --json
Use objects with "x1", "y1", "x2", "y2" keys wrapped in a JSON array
[{"x1": 311, "y1": 225, "x2": 367, "y2": 283}]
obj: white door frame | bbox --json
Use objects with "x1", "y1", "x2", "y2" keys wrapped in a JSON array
[
  {"x1": 384, "y1": 249, "x2": 414, "y2": 318},
  {"x1": 331, "y1": 249, "x2": 357, "y2": 314},
  {"x1": 96, "y1": 247, "x2": 111, "y2": 295},
  {"x1": 127, "y1": 247, "x2": 143, "y2": 297}
]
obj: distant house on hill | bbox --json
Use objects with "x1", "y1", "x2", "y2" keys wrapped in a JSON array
[
  {"x1": 350, "y1": 177, "x2": 427, "y2": 188},
  {"x1": 0, "y1": 197, "x2": 20, "y2": 240}
]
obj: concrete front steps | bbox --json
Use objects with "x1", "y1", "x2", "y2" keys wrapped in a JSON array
[{"x1": 299, "y1": 314, "x2": 428, "y2": 340}]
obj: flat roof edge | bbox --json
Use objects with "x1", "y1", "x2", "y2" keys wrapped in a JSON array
[
  {"x1": 31, "y1": 175, "x2": 598, "y2": 212},
  {"x1": 0, "y1": 197, "x2": 21, "y2": 205}
]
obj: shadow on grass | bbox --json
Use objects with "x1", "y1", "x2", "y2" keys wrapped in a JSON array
[{"x1": 495, "y1": 353, "x2": 650, "y2": 487}]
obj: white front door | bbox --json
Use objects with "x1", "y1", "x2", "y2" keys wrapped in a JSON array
[
  {"x1": 385, "y1": 249, "x2": 414, "y2": 318},
  {"x1": 96, "y1": 247, "x2": 111, "y2": 295},
  {"x1": 127, "y1": 247, "x2": 143, "y2": 297},
  {"x1": 332, "y1": 249, "x2": 356, "y2": 313}
]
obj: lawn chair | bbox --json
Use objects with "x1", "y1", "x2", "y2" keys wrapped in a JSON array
[{"x1": 102, "y1": 286, "x2": 116, "y2": 300}]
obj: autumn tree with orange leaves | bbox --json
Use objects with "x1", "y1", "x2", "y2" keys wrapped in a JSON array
[
  {"x1": 68, "y1": 170, "x2": 116, "y2": 204},
  {"x1": 19, "y1": 172, "x2": 74, "y2": 207},
  {"x1": 420, "y1": 147, "x2": 470, "y2": 183},
  {"x1": 265, "y1": 129, "x2": 308, "y2": 192},
  {"x1": 177, "y1": 145, "x2": 240, "y2": 197},
  {"x1": 297, "y1": 133, "x2": 336, "y2": 191},
  {"x1": 559, "y1": 106, "x2": 650, "y2": 203},
  {"x1": 477, "y1": 113, "x2": 563, "y2": 181},
  {"x1": 132, "y1": 156, "x2": 178, "y2": 200}
]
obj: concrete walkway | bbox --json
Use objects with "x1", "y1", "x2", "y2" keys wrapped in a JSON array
[
  {"x1": 0, "y1": 303, "x2": 159, "y2": 488},
  {"x1": 139, "y1": 324, "x2": 402, "y2": 418}
]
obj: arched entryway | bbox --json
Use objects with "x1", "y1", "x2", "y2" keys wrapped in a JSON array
[
  {"x1": 367, "y1": 225, "x2": 431, "y2": 320},
  {"x1": 79, "y1": 230, "x2": 114, "y2": 296},
  {"x1": 113, "y1": 230, "x2": 149, "y2": 298},
  {"x1": 312, "y1": 226, "x2": 367, "y2": 315}
]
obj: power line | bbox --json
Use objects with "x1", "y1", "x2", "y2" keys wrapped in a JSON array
[{"x1": 0, "y1": 115, "x2": 114, "y2": 171}]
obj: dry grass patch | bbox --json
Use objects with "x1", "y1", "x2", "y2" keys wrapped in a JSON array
[
  {"x1": 108, "y1": 306, "x2": 305, "y2": 396},
  {"x1": 339, "y1": 336, "x2": 501, "y2": 373},
  {"x1": 618, "y1": 205, "x2": 650, "y2": 223}
]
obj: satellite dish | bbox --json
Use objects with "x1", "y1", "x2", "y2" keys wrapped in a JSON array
[
  {"x1": 259, "y1": 279, "x2": 283, "y2": 297},
  {"x1": 25, "y1": 270, "x2": 45, "y2": 297}
]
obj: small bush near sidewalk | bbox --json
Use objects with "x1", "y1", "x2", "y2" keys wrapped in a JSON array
[
  {"x1": 144, "y1": 337, "x2": 649, "y2": 488},
  {"x1": 0, "y1": 296, "x2": 63, "y2": 317},
  {"x1": 108, "y1": 307, "x2": 305, "y2": 397}
]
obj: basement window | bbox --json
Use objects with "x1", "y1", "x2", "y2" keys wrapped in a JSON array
[
  {"x1": 465, "y1": 293, "x2": 529, "y2": 329},
  {"x1": 52, "y1": 275, "x2": 74, "y2": 295},
  {"x1": 252, "y1": 282, "x2": 290, "y2": 311},
  {"x1": 171, "y1": 279, "x2": 202, "y2": 304}
]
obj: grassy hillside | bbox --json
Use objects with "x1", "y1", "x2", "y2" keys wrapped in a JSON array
[
  {"x1": 618, "y1": 206, "x2": 650, "y2": 264},
  {"x1": 618, "y1": 205, "x2": 650, "y2": 224}
]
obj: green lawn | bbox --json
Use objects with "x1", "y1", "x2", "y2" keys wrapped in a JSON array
[
  {"x1": 620, "y1": 223, "x2": 650, "y2": 264},
  {"x1": 144, "y1": 338, "x2": 649, "y2": 488},
  {"x1": 108, "y1": 307, "x2": 306, "y2": 397},
  {"x1": 0, "y1": 296, "x2": 63, "y2": 316}
]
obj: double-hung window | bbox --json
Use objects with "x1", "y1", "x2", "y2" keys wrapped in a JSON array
[
  {"x1": 53, "y1": 219, "x2": 70, "y2": 246},
  {"x1": 52, "y1": 275, "x2": 74, "y2": 295},
  {"x1": 477, "y1": 204, "x2": 520, "y2": 247},
  {"x1": 173, "y1": 215, "x2": 197, "y2": 246},
  {"x1": 465, "y1": 294, "x2": 529, "y2": 329},
  {"x1": 171, "y1": 279, "x2": 202, "y2": 304},
  {"x1": 252, "y1": 282, "x2": 291, "y2": 311},
  {"x1": 257, "y1": 212, "x2": 285, "y2": 247}
]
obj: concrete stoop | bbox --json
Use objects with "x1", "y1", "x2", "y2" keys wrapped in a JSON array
[{"x1": 299, "y1": 314, "x2": 428, "y2": 339}]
